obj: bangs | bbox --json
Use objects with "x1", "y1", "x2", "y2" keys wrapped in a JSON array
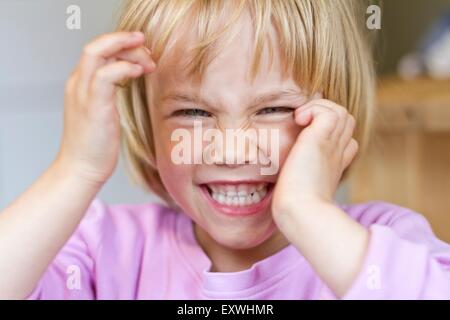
[{"x1": 116, "y1": 0, "x2": 327, "y2": 96}]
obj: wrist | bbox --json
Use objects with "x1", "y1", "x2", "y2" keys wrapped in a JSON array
[
  {"x1": 272, "y1": 196, "x2": 335, "y2": 234},
  {"x1": 273, "y1": 194, "x2": 332, "y2": 219},
  {"x1": 51, "y1": 155, "x2": 107, "y2": 190}
]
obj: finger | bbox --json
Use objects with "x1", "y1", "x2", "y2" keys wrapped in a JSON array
[
  {"x1": 65, "y1": 68, "x2": 79, "y2": 95},
  {"x1": 294, "y1": 99, "x2": 330, "y2": 116},
  {"x1": 79, "y1": 32, "x2": 146, "y2": 92},
  {"x1": 302, "y1": 101, "x2": 352, "y2": 144},
  {"x1": 89, "y1": 61, "x2": 144, "y2": 105},
  {"x1": 342, "y1": 138, "x2": 359, "y2": 169},
  {"x1": 306, "y1": 100, "x2": 348, "y2": 133},
  {"x1": 294, "y1": 107, "x2": 313, "y2": 126},
  {"x1": 330, "y1": 104, "x2": 349, "y2": 139},
  {"x1": 294, "y1": 104, "x2": 339, "y2": 139},
  {"x1": 105, "y1": 56, "x2": 117, "y2": 65},
  {"x1": 115, "y1": 46, "x2": 156, "y2": 73},
  {"x1": 338, "y1": 114, "x2": 356, "y2": 150},
  {"x1": 294, "y1": 103, "x2": 334, "y2": 125}
]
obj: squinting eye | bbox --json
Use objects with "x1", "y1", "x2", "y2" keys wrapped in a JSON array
[
  {"x1": 172, "y1": 108, "x2": 212, "y2": 118},
  {"x1": 256, "y1": 106, "x2": 295, "y2": 115}
]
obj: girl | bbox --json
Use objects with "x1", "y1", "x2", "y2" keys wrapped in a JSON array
[{"x1": 1, "y1": 0, "x2": 449, "y2": 299}]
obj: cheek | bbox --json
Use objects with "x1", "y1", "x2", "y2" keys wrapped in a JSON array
[
  {"x1": 253, "y1": 119, "x2": 301, "y2": 171},
  {"x1": 154, "y1": 127, "x2": 191, "y2": 172},
  {"x1": 159, "y1": 161, "x2": 194, "y2": 203},
  {"x1": 156, "y1": 150, "x2": 198, "y2": 212},
  {"x1": 152, "y1": 123, "x2": 195, "y2": 202},
  {"x1": 277, "y1": 121, "x2": 301, "y2": 166}
]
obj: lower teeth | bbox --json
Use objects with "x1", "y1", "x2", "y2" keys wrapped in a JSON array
[{"x1": 207, "y1": 187, "x2": 268, "y2": 206}]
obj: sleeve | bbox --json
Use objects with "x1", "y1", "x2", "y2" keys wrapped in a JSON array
[
  {"x1": 25, "y1": 198, "x2": 107, "y2": 300},
  {"x1": 342, "y1": 212, "x2": 450, "y2": 299}
]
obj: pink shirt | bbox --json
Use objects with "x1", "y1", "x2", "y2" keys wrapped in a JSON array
[{"x1": 27, "y1": 199, "x2": 450, "y2": 299}]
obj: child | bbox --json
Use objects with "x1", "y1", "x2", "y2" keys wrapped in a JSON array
[{"x1": 1, "y1": 0, "x2": 449, "y2": 299}]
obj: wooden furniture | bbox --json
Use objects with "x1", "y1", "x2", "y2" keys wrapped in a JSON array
[{"x1": 350, "y1": 77, "x2": 450, "y2": 242}]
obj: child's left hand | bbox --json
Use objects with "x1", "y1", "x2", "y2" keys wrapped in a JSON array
[
  {"x1": 272, "y1": 99, "x2": 358, "y2": 217},
  {"x1": 271, "y1": 99, "x2": 369, "y2": 298}
]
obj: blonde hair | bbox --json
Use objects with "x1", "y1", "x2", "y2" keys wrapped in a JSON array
[{"x1": 115, "y1": 0, "x2": 376, "y2": 204}]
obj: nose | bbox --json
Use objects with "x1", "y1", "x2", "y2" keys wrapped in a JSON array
[{"x1": 205, "y1": 127, "x2": 261, "y2": 167}]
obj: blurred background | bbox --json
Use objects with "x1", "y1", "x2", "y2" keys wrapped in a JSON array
[{"x1": 0, "y1": 0, "x2": 449, "y2": 240}]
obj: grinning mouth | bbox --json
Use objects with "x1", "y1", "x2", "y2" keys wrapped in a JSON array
[{"x1": 202, "y1": 182, "x2": 274, "y2": 207}]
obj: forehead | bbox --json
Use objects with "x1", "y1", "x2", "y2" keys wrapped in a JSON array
[{"x1": 147, "y1": 6, "x2": 301, "y2": 101}]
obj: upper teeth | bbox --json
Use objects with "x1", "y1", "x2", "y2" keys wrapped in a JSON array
[{"x1": 207, "y1": 183, "x2": 268, "y2": 206}]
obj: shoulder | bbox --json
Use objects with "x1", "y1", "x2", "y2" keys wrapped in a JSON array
[
  {"x1": 339, "y1": 201, "x2": 448, "y2": 249},
  {"x1": 338, "y1": 201, "x2": 420, "y2": 227}
]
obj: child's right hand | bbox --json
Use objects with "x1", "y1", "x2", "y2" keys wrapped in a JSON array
[
  {"x1": 56, "y1": 31, "x2": 156, "y2": 186},
  {"x1": 0, "y1": 31, "x2": 157, "y2": 299}
]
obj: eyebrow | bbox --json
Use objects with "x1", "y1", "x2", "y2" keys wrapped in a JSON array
[{"x1": 160, "y1": 89, "x2": 304, "y2": 110}]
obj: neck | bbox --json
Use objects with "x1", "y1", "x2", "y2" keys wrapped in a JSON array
[{"x1": 193, "y1": 224, "x2": 290, "y2": 273}]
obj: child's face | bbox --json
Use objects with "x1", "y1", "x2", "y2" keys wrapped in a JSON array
[{"x1": 145, "y1": 13, "x2": 308, "y2": 250}]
